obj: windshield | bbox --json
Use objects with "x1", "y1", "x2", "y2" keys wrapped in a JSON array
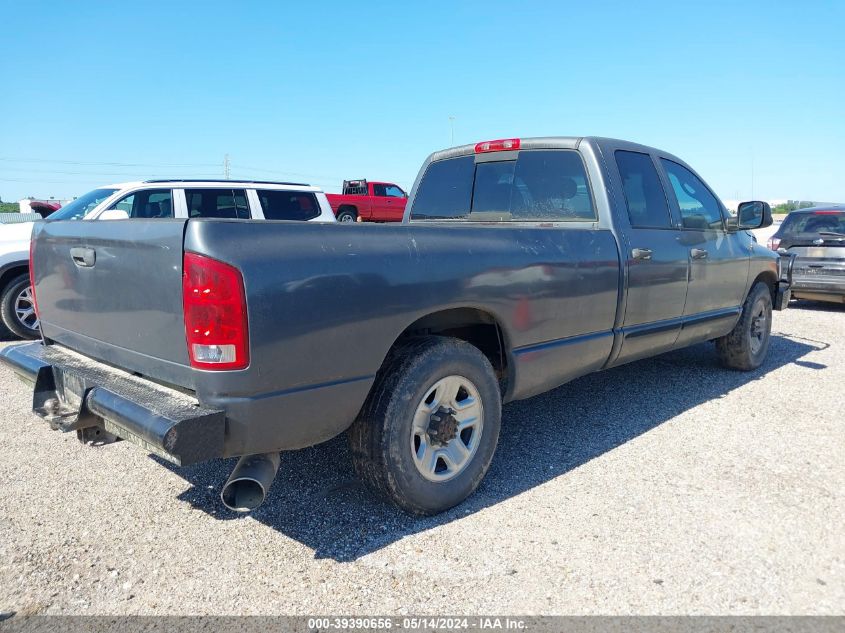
[
  {"x1": 778, "y1": 211, "x2": 845, "y2": 238},
  {"x1": 48, "y1": 188, "x2": 119, "y2": 221}
]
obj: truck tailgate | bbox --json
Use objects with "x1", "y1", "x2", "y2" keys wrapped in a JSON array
[{"x1": 32, "y1": 219, "x2": 193, "y2": 387}]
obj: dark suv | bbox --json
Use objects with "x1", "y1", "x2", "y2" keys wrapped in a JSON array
[{"x1": 769, "y1": 205, "x2": 845, "y2": 304}]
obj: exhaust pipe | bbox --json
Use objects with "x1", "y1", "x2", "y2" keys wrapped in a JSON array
[{"x1": 221, "y1": 452, "x2": 281, "y2": 512}]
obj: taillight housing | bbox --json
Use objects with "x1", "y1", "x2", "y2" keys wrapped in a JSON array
[
  {"x1": 28, "y1": 237, "x2": 38, "y2": 320},
  {"x1": 767, "y1": 237, "x2": 781, "y2": 251},
  {"x1": 474, "y1": 138, "x2": 521, "y2": 153},
  {"x1": 183, "y1": 253, "x2": 249, "y2": 370}
]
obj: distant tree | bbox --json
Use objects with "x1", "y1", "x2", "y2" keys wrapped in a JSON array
[{"x1": 772, "y1": 200, "x2": 816, "y2": 214}]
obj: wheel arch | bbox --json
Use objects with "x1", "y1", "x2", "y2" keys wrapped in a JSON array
[
  {"x1": 336, "y1": 204, "x2": 358, "y2": 217},
  {"x1": 749, "y1": 269, "x2": 778, "y2": 304},
  {"x1": 0, "y1": 261, "x2": 29, "y2": 293},
  {"x1": 387, "y1": 307, "x2": 512, "y2": 398}
]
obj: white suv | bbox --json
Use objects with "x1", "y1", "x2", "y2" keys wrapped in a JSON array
[{"x1": 0, "y1": 179, "x2": 336, "y2": 339}]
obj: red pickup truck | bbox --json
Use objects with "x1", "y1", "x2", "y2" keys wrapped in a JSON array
[{"x1": 326, "y1": 179, "x2": 408, "y2": 222}]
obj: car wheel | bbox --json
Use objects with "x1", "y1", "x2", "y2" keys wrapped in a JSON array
[
  {"x1": 349, "y1": 336, "x2": 501, "y2": 515},
  {"x1": 715, "y1": 281, "x2": 772, "y2": 371},
  {"x1": 337, "y1": 208, "x2": 357, "y2": 223},
  {"x1": 0, "y1": 274, "x2": 41, "y2": 340}
]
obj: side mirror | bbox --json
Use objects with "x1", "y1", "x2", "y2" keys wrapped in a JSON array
[
  {"x1": 98, "y1": 209, "x2": 129, "y2": 221},
  {"x1": 736, "y1": 201, "x2": 772, "y2": 230}
]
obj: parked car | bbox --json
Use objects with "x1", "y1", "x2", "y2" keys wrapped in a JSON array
[
  {"x1": 767, "y1": 205, "x2": 845, "y2": 304},
  {"x1": 1, "y1": 137, "x2": 790, "y2": 516},
  {"x1": 0, "y1": 179, "x2": 334, "y2": 339},
  {"x1": 327, "y1": 179, "x2": 408, "y2": 222}
]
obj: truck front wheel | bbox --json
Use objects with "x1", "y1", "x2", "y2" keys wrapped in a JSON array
[
  {"x1": 715, "y1": 281, "x2": 772, "y2": 371},
  {"x1": 349, "y1": 336, "x2": 501, "y2": 515}
]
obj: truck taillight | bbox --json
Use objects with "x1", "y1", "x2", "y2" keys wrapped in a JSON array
[
  {"x1": 474, "y1": 138, "x2": 521, "y2": 153},
  {"x1": 768, "y1": 237, "x2": 781, "y2": 251},
  {"x1": 183, "y1": 252, "x2": 249, "y2": 370},
  {"x1": 28, "y1": 238, "x2": 38, "y2": 320}
]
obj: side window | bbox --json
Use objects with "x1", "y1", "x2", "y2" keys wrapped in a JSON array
[
  {"x1": 372, "y1": 184, "x2": 387, "y2": 197},
  {"x1": 410, "y1": 156, "x2": 475, "y2": 220},
  {"x1": 615, "y1": 151, "x2": 672, "y2": 228},
  {"x1": 661, "y1": 160, "x2": 724, "y2": 230},
  {"x1": 185, "y1": 189, "x2": 250, "y2": 219},
  {"x1": 258, "y1": 190, "x2": 320, "y2": 221},
  {"x1": 385, "y1": 185, "x2": 405, "y2": 198},
  {"x1": 108, "y1": 189, "x2": 173, "y2": 218}
]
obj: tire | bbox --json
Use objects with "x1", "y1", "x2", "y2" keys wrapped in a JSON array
[
  {"x1": 0, "y1": 273, "x2": 40, "y2": 340},
  {"x1": 715, "y1": 281, "x2": 772, "y2": 371},
  {"x1": 349, "y1": 336, "x2": 501, "y2": 515},
  {"x1": 336, "y1": 208, "x2": 357, "y2": 223}
]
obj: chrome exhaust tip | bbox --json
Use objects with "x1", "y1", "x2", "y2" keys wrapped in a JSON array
[{"x1": 220, "y1": 452, "x2": 281, "y2": 512}]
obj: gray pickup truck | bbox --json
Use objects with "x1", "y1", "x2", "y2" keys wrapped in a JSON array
[{"x1": 1, "y1": 137, "x2": 792, "y2": 516}]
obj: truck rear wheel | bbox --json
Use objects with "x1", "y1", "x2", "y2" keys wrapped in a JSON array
[
  {"x1": 715, "y1": 281, "x2": 772, "y2": 371},
  {"x1": 349, "y1": 336, "x2": 501, "y2": 515},
  {"x1": 1, "y1": 274, "x2": 40, "y2": 340},
  {"x1": 336, "y1": 207, "x2": 357, "y2": 223}
]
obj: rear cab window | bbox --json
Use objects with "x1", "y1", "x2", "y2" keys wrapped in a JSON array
[
  {"x1": 185, "y1": 188, "x2": 250, "y2": 219},
  {"x1": 410, "y1": 150, "x2": 596, "y2": 222},
  {"x1": 257, "y1": 189, "x2": 320, "y2": 221}
]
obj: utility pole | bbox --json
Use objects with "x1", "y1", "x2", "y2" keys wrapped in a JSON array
[
  {"x1": 448, "y1": 116, "x2": 455, "y2": 146},
  {"x1": 750, "y1": 153, "x2": 754, "y2": 200},
  {"x1": 223, "y1": 154, "x2": 231, "y2": 180}
]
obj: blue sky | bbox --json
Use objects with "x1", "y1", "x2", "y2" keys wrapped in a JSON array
[{"x1": 1, "y1": 0, "x2": 843, "y2": 203}]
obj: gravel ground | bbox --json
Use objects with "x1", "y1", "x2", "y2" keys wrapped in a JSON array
[{"x1": 0, "y1": 302, "x2": 842, "y2": 616}]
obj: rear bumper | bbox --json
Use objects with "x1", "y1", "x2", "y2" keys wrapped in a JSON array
[
  {"x1": 791, "y1": 276, "x2": 845, "y2": 293},
  {"x1": 0, "y1": 342, "x2": 225, "y2": 466},
  {"x1": 774, "y1": 253, "x2": 796, "y2": 311},
  {"x1": 774, "y1": 281, "x2": 791, "y2": 311}
]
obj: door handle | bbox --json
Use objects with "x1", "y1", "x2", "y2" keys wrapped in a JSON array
[
  {"x1": 631, "y1": 247, "x2": 653, "y2": 261},
  {"x1": 70, "y1": 247, "x2": 96, "y2": 267},
  {"x1": 690, "y1": 248, "x2": 708, "y2": 260}
]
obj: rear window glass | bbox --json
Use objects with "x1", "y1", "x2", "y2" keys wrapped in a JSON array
[
  {"x1": 258, "y1": 190, "x2": 320, "y2": 221},
  {"x1": 185, "y1": 188, "x2": 249, "y2": 219},
  {"x1": 779, "y1": 211, "x2": 845, "y2": 236},
  {"x1": 410, "y1": 156, "x2": 475, "y2": 220},
  {"x1": 411, "y1": 150, "x2": 595, "y2": 222}
]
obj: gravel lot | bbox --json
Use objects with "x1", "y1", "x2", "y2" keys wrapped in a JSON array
[{"x1": 0, "y1": 302, "x2": 842, "y2": 616}]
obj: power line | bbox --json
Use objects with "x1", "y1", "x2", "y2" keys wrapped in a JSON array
[
  {"x1": 1, "y1": 166, "x2": 223, "y2": 178},
  {"x1": 0, "y1": 156, "x2": 219, "y2": 168},
  {"x1": 232, "y1": 163, "x2": 346, "y2": 181}
]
